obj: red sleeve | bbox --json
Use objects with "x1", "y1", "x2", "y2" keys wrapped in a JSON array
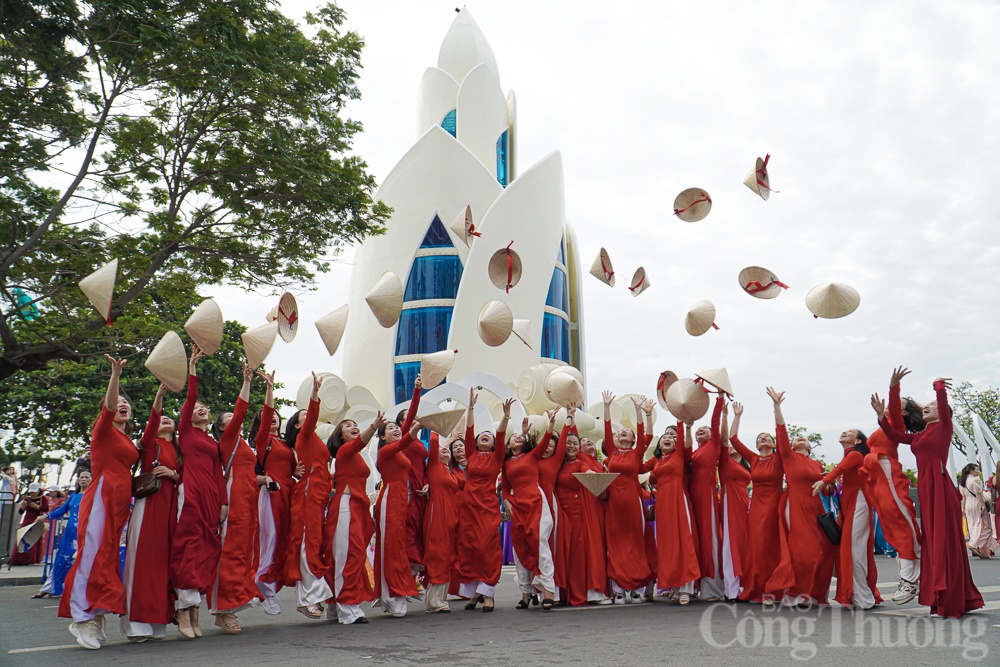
[
  {"x1": 703, "y1": 395, "x2": 724, "y2": 462},
  {"x1": 401, "y1": 383, "x2": 421, "y2": 432},
  {"x1": 501, "y1": 467, "x2": 513, "y2": 498},
  {"x1": 602, "y1": 419, "x2": 613, "y2": 458},
  {"x1": 256, "y1": 403, "x2": 275, "y2": 465},
  {"x1": 465, "y1": 424, "x2": 475, "y2": 453},
  {"x1": 823, "y1": 449, "x2": 863, "y2": 484},
  {"x1": 180, "y1": 374, "x2": 197, "y2": 438},
  {"x1": 382, "y1": 432, "x2": 409, "y2": 458},
  {"x1": 427, "y1": 435, "x2": 441, "y2": 473},
  {"x1": 639, "y1": 456, "x2": 657, "y2": 474},
  {"x1": 878, "y1": 415, "x2": 914, "y2": 445},
  {"x1": 141, "y1": 408, "x2": 159, "y2": 450},
  {"x1": 300, "y1": 398, "x2": 320, "y2": 442},
  {"x1": 339, "y1": 436, "x2": 365, "y2": 459},
  {"x1": 730, "y1": 435, "x2": 758, "y2": 466},
  {"x1": 93, "y1": 405, "x2": 114, "y2": 439},
  {"x1": 531, "y1": 429, "x2": 550, "y2": 460},
  {"x1": 934, "y1": 380, "x2": 952, "y2": 439},
  {"x1": 540, "y1": 424, "x2": 570, "y2": 470},
  {"x1": 680, "y1": 423, "x2": 692, "y2": 463},
  {"x1": 887, "y1": 383, "x2": 904, "y2": 431},
  {"x1": 775, "y1": 423, "x2": 792, "y2": 459},
  {"x1": 493, "y1": 429, "x2": 507, "y2": 465},
  {"x1": 220, "y1": 397, "x2": 250, "y2": 463},
  {"x1": 637, "y1": 422, "x2": 646, "y2": 450}
]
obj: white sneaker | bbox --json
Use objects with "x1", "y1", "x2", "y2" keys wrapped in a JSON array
[
  {"x1": 613, "y1": 592, "x2": 625, "y2": 604},
  {"x1": 891, "y1": 579, "x2": 919, "y2": 604},
  {"x1": 594, "y1": 597, "x2": 613, "y2": 605},
  {"x1": 262, "y1": 595, "x2": 281, "y2": 615},
  {"x1": 68, "y1": 621, "x2": 101, "y2": 650},
  {"x1": 94, "y1": 614, "x2": 107, "y2": 642}
]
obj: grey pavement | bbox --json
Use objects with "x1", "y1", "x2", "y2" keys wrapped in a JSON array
[{"x1": 1, "y1": 556, "x2": 999, "y2": 666}]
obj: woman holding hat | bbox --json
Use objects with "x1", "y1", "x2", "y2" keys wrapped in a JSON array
[
  {"x1": 121, "y1": 382, "x2": 181, "y2": 641},
  {"x1": 322, "y1": 411, "x2": 386, "y2": 624},
  {"x1": 764, "y1": 387, "x2": 834, "y2": 606},
  {"x1": 170, "y1": 345, "x2": 228, "y2": 638},
  {"x1": 872, "y1": 378, "x2": 984, "y2": 617},
  {"x1": 812, "y1": 429, "x2": 881, "y2": 609},
  {"x1": 601, "y1": 392, "x2": 654, "y2": 603},
  {"x1": 422, "y1": 431, "x2": 463, "y2": 613},
  {"x1": 688, "y1": 394, "x2": 725, "y2": 601},
  {"x1": 859, "y1": 367, "x2": 923, "y2": 604},
  {"x1": 717, "y1": 405, "x2": 750, "y2": 602},
  {"x1": 209, "y1": 363, "x2": 260, "y2": 632},
  {"x1": 34, "y1": 472, "x2": 91, "y2": 599},
  {"x1": 59, "y1": 355, "x2": 139, "y2": 650},
  {"x1": 577, "y1": 436, "x2": 611, "y2": 603},
  {"x1": 455, "y1": 390, "x2": 512, "y2": 612},
  {"x1": 13, "y1": 482, "x2": 49, "y2": 565},
  {"x1": 729, "y1": 404, "x2": 784, "y2": 604}
]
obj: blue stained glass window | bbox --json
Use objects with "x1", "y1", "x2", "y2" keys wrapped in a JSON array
[
  {"x1": 556, "y1": 240, "x2": 565, "y2": 266},
  {"x1": 496, "y1": 130, "x2": 509, "y2": 187},
  {"x1": 395, "y1": 307, "x2": 453, "y2": 356},
  {"x1": 403, "y1": 256, "x2": 463, "y2": 301},
  {"x1": 545, "y1": 268, "x2": 568, "y2": 312},
  {"x1": 394, "y1": 362, "x2": 422, "y2": 404},
  {"x1": 541, "y1": 313, "x2": 569, "y2": 362},
  {"x1": 442, "y1": 110, "x2": 457, "y2": 137},
  {"x1": 420, "y1": 217, "x2": 453, "y2": 248}
]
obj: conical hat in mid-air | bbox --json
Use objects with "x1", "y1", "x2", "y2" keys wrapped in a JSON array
[
  {"x1": 512, "y1": 319, "x2": 532, "y2": 349},
  {"x1": 421, "y1": 349, "x2": 458, "y2": 389},
  {"x1": 572, "y1": 471, "x2": 619, "y2": 496},
  {"x1": 242, "y1": 321, "x2": 278, "y2": 369},
  {"x1": 695, "y1": 368, "x2": 734, "y2": 397},
  {"x1": 738, "y1": 266, "x2": 789, "y2": 300},
  {"x1": 266, "y1": 305, "x2": 278, "y2": 323},
  {"x1": 16, "y1": 521, "x2": 45, "y2": 553},
  {"x1": 589, "y1": 248, "x2": 615, "y2": 287},
  {"x1": 656, "y1": 371, "x2": 679, "y2": 410},
  {"x1": 547, "y1": 364, "x2": 584, "y2": 386},
  {"x1": 276, "y1": 292, "x2": 299, "y2": 343},
  {"x1": 79, "y1": 258, "x2": 118, "y2": 322},
  {"x1": 673, "y1": 188, "x2": 712, "y2": 222},
  {"x1": 184, "y1": 298, "x2": 224, "y2": 354},
  {"x1": 665, "y1": 378, "x2": 710, "y2": 422},
  {"x1": 544, "y1": 371, "x2": 584, "y2": 408},
  {"x1": 685, "y1": 300, "x2": 718, "y2": 336},
  {"x1": 315, "y1": 304, "x2": 349, "y2": 356},
  {"x1": 743, "y1": 154, "x2": 776, "y2": 201},
  {"x1": 628, "y1": 267, "x2": 650, "y2": 297},
  {"x1": 145, "y1": 330, "x2": 188, "y2": 392},
  {"x1": 806, "y1": 283, "x2": 860, "y2": 319},
  {"x1": 365, "y1": 272, "x2": 403, "y2": 328},
  {"x1": 448, "y1": 205, "x2": 479, "y2": 246},
  {"x1": 477, "y1": 300, "x2": 513, "y2": 347},
  {"x1": 488, "y1": 243, "x2": 522, "y2": 292},
  {"x1": 416, "y1": 409, "x2": 466, "y2": 436}
]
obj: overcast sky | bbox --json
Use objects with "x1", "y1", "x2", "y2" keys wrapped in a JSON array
[{"x1": 211, "y1": 1, "x2": 1000, "y2": 469}]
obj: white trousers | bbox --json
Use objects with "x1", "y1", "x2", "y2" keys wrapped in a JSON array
[
  {"x1": 699, "y1": 501, "x2": 725, "y2": 599},
  {"x1": 850, "y1": 493, "x2": 876, "y2": 609},
  {"x1": 255, "y1": 490, "x2": 278, "y2": 598},
  {"x1": 297, "y1": 529, "x2": 333, "y2": 607},
  {"x1": 458, "y1": 581, "x2": 496, "y2": 599},
  {"x1": 424, "y1": 583, "x2": 450, "y2": 612},
  {"x1": 721, "y1": 492, "x2": 741, "y2": 599},
  {"x1": 878, "y1": 458, "x2": 921, "y2": 582},
  {"x1": 512, "y1": 490, "x2": 555, "y2": 595}
]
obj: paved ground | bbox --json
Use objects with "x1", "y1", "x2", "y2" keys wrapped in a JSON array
[{"x1": 1, "y1": 556, "x2": 998, "y2": 666}]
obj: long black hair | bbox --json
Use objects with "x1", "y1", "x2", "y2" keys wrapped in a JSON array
[
  {"x1": 248, "y1": 408, "x2": 282, "y2": 449},
  {"x1": 283, "y1": 409, "x2": 305, "y2": 449},
  {"x1": 901, "y1": 397, "x2": 927, "y2": 433},
  {"x1": 959, "y1": 463, "x2": 980, "y2": 490},
  {"x1": 327, "y1": 419, "x2": 357, "y2": 458},
  {"x1": 852, "y1": 430, "x2": 870, "y2": 456},
  {"x1": 505, "y1": 431, "x2": 537, "y2": 460},
  {"x1": 376, "y1": 409, "x2": 409, "y2": 450}
]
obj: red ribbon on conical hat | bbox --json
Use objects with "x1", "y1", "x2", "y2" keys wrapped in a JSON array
[
  {"x1": 712, "y1": 322, "x2": 719, "y2": 330},
  {"x1": 694, "y1": 377, "x2": 711, "y2": 393},
  {"x1": 107, "y1": 300, "x2": 113, "y2": 327},
  {"x1": 601, "y1": 256, "x2": 614, "y2": 281},
  {"x1": 674, "y1": 192, "x2": 712, "y2": 216},
  {"x1": 505, "y1": 241, "x2": 514, "y2": 293},
  {"x1": 628, "y1": 275, "x2": 645, "y2": 292},
  {"x1": 467, "y1": 223, "x2": 481, "y2": 239},
  {"x1": 755, "y1": 154, "x2": 779, "y2": 193},
  {"x1": 279, "y1": 307, "x2": 298, "y2": 327},
  {"x1": 745, "y1": 279, "x2": 790, "y2": 294}
]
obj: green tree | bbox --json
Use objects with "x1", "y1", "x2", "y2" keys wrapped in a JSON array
[
  {"x1": 949, "y1": 382, "x2": 1000, "y2": 460},
  {"x1": 0, "y1": 0, "x2": 389, "y2": 380}
]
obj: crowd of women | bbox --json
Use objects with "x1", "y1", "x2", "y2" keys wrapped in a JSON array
[{"x1": 47, "y1": 354, "x2": 988, "y2": 650}]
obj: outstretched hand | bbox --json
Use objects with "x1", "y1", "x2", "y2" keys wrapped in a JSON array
[
  {"x1": 602, "y1": 390, "x2": 615, "y2": 406},
  {"x1": 501, "y1": 397, "x2": 515, "y2": 419},
  {"x1": 256, "y1": 369, "x2": 276, "y2": 387},
  {"x1": 241, "y1": 363, "x2": 254, "y2": 383},
  {"x1": 934, "y1": 377, "x2": 953, "y2": 390},
  {"x1": 870, "y1": 393, "x2": 886, "y2": 420},
  {"x1": 765, "y1": 386, "x2": 785, "y2": 405},
  {"x1": 371, "y1": 411, "x2": 387, "y2": 431},
  {"x1": 104, "y1": 354, "x2": 127, "y2": 375},
  {"x1": 733, "y1": 402, "x2": 744, "y2": 416},
  {"x1": 889, "y1": 366, "x2": 911, "y2": 387}
]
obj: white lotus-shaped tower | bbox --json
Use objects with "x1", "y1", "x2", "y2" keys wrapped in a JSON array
[{"x1": 341, "y1": 9, "x2": 586, "y2": 408}]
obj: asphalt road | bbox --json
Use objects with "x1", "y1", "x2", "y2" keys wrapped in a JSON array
[{"x1": 2, "y1": 556, "x2": 999, "y2": 666}]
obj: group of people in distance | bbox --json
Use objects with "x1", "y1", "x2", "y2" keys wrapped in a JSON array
[{"x1": 50, "y1": 352, "x2": 985, "y2": 651}]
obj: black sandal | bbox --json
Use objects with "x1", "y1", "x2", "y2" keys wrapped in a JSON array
[
  {"x1": 515, "y1": 599, "x2": 530, "y2": 610},
  {"x1": 464, "y1": 594, "x2": 483, "y2": 610},
  {"x1": 530, "y1": 594, "x2": 539, "y2": 606},
  {"x1": 482, "y1": 601, "x2": 494, "y2": 613},
  {"x1": 541, "y1": 598, "x2": 555, "y2": 611}
]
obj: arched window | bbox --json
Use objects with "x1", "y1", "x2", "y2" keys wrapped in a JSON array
[
  {"x1": 496, "y1": 129, "x2": 509, "y2": 187},
  {"x1": 442, "y1": 110, "x2": 457, "y2": 138}
]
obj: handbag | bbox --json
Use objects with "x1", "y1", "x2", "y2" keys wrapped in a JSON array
[
  {"x1": 817, "y1": 492, "x2": 842, "y2": 546},
  {"x1": 131, "y1": 441, "x2": 162, "y2": 499}
]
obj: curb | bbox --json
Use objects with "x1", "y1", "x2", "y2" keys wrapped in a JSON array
[{"x1": 0, "y1": 577, "x2": 42, "y2": 587}]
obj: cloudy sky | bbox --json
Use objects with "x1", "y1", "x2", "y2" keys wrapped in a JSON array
[{"x1": 212, "y1": 1, "x2": 1000, "y2": 469}]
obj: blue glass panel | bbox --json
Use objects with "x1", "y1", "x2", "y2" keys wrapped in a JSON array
[
  {"x1": 496, "y1": 130, "x2": 509, "y2": 187},
  {"x1": 394, "y1": 362, "x2": 422, "y2": 405},
  {"x1": 556, "y1": 240, "x2": 565, "y2": 265},
  {"x1": 545, "y1": 267, "x2": 568, "y2": 312},
  {"x1": 395, "y1": 307, "x2": 453, "y2": 356},
  {"x1": 540, "y1": 313, "x2": 569, "y2": 363},
  {"x1": 441, "y1": 110, "x2": 457, "y2": 137},
  {"x1": 403, "y1": 255, "x2": 463, "y2": 301},
  {"x1": 420, "y1": 216, "x2": 453, "y2": 249}
]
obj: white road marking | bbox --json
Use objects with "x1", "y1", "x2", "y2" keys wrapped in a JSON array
[{"x1": 875, "y1": 600, "x2": 1000, "y2": 617}]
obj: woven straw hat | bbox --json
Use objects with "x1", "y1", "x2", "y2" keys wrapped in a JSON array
[
  {"x1": 488, "y1": 243, "x2": 522, "y2": 292},
  {"x1": 16, "y1": 522, "x2": 45, "y2": 553},
  {"x1": 416, "y1": 408, "x2": 466, "y2": 436},
  {"x1": 743, "y1": 155, "x2": 774, "y2": 201},
  {"x1": 276, "y1": 292, "x2": 299, "y2": 343},
  {"x1": 265, "y1": 305, "x2": 278, "y2": 323},
  {"x1": 512, "y1": 319, "x2": 532, "y2": 349},
  {"x1": 478, "y1": 300, "x2": 513, "y2": 347},
  {"x1": 656, "y1": 371, "x2": 679, "y2": 410},
  {"x1": 315, "y1": 304, "x2": 349, "y2": 356},
  {"x1": 572, "y1": 472, "x2": 619, "y2": 496},
  {"x1": 695, "y1": 368, "x2": 734, "y2": 397},
  {"x1": 738, "y1": 266, "x2": 789, "y2": 299},
  {"x1": 79, "y1": 258, "x2": 118, "y2": 322},
  {"x1": 665, "y1": 378, "x2": 710, "y2": 421},
  {"x1": 145, "y1": 330, "x2": 188, "y2": 392},
  {"x1": 548, "y1": 364, "x2": 584, "y2": 386},
  {"x1": 184, "y1": 298, "x2": 224, "y2": 354},
  {"x1": 544, "y1": 371, "x2": 584, "y2": 408},
  {"x1": 421, "y1": 349, "x2": 458, "y2": 388},
  {"x1": 589, "y1": 248, "x2": 615, "y2": 287},
  {"x1": 673, "y1": 188, "x2": 713, "y2": 222},
  {"x1": 806, "y1": 283, "x2": 860, "y2": 319},
  {"x1": 242, "y1": 321, "x2": 278, "y2": 369},
  {"x1": 365, "y1": 272, "x2": 404, "y2": 328},
  {"x1": 628, "y1": 267, "x2": 650, "y2": 297},
  {"x1": 685, "y1": 300, "x2": 718, "y2": 336},
  {"x1": 448, "y1": 205, "x2": 478, "y2": 246}
]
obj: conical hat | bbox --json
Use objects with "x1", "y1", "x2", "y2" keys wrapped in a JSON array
[
  {"x1": 416, "y1": 408, "x2": 466, "y2": 436},
  {"x1": 738, "y1": 266, "x2": 789, "y2": 299},
  {"x1": 478, "y1": 300, "x2": 513, "y2": 346},
  {"x1": 315, "y1": 304, "x2": 349, "y2": 356},
  {"x1": 79, "y1": 258, "x2": 118, "y2": 321},
  {"x1": 265, "y1": 304, "x2": 278, "y2": 323},
  {"x1": 665, "y1": 378, "x2": 710, "y2": 421},
  {"x1": 544, "y1": 371, "x2": 584, "y2": 408},
  {"x1": 276, "y1": 292, "x2": 299, "y2": 343},
  {"x1": 365, "y1": 272, "x2": 403, "y2": 328},
  {"x1": 488, "y1": 243, "x2": 522, "y2": 292},
  {"x1": 448, "y1": 205, "x2": 478, "y2": 246},
  {"x1": 547, "y1": 364, "x2": 584, "y2": 386},
  {"x1": 421, "y1": 349, "x2": 458, "y2": 388},
  {"x1": 673, "y1": 188, "x2": 712, "y2": 222},
  {"x1": 242, "y1": 321, "x2": 278, "y2": 369},
  {"x1": 512, "y1": 318, "x2": 532, "y2": 349},
  {"x1": 144, "y1": 330, "x2": 188, "y2": 392},
  {"x1": 685, "y1": 300, "x2": 718, "y2": 336},
  {"x1": 743, "y1": 155, "x2": 775, "y2": 201},
  {"x1": 628, "y1": 267, "x2": 650, "y2": 297},
  {"x1": 16, "y1": 521, "x2": 45, "y2": 552},
  {"x1": 184, "y1": 298, "x2": 224, "y2": 355},
  {"x1": 806, "y1": 283, "x2": 860, "y2": 319},
  {"x1": 589, "y1": 248, "x2": 615, "y2": 287},
  {"x1": 572, "y1": 472, "x2": 619, "y2": 496},
  {"x1": 656, "y1": 371, "x2": 679, "y2": 410},
  {"x1": 696, "y1": 368, "x2": 734, "y2": 397}
]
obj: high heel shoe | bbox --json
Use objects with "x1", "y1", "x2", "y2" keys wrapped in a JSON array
[
  {"x1": 464, "y1": 594, "x2": 483, "y2": 610},
  {"x1": 31, "y1": 592, "x2": 51, "y2": 599},
  {"x1": 191, "y1": 606, "x2": 202, "y2": 637},
  {"x1": 176, "y1": 608, "x2": 196, "y2": 639}
]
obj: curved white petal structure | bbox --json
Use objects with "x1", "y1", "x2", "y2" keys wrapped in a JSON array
[
  {"x1": 456, "y1": 64, "x2": 510, "y2": 178},
  {"x1": 416, "y1": 67, "x2": 459, "y2": 136},
  {"x1": 437, "y1": 9, "x2": 500, "y2": 85}
]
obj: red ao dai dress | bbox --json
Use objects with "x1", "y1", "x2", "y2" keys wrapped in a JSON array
[
  {"x1": 729, "y1": 435, "x2": 783, "y2": 603},
  {"x1": 455, "y1": 424, "x2": 507, "y2": 599},
  {"x1": 602, "y1": 420, "x2": 654, "y2": 593},
  {"x1": 255, "y1": 403, "x2": 296, "y2": 601},
  {"x1": 718, "y1": 439, "x2": 751, "y2": 601},
  {"x1": 422, "y1": 436, "x2": 461, "y2": 612},
  {"x1": 688, "y1": 396, "x2": 725, "y2": 599}
]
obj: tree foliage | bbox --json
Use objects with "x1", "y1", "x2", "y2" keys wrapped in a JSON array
[
  {"x1": 0, "y1": 0, "x2": 389, "y2": 380},
  {"x1": 949, "y1": 382, "x2": 999, "y2": 464}
]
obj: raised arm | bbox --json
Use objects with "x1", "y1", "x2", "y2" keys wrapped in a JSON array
[
  {"x1": 180, "y1": 346, "x2": 203, "y2": 437},
  {"x1": 299, "y1": 372, "x2": 322, "y2": 441},
  {"x1": 934, "y1": 378, "x2": 952, "y2": 436},
  {"x1": 729, "y1": 435, "x2": 758, "y2": 466},
  {"x1": 602, "y1": 390, "x2": 615, "y2": 458},
  {"x1": 886, "y1": 366, "x2": 909, "y2": 430},
  {"x1": 871, "y1": 393, "x2": 914, "y2": 445},
  {"x1": 141, "y1": 383, "x2": 168, "y2": 451},
  {"x1": 255, "y1": 370, "x2": 276, "y2": 455},
  {"x1": 341, "y1": 412, "x2": 387, "y2": 458},
  {"x1": 221, "y1": 364, "x2": 253, "y2": 456},
  {"x1": 822, "y1": 450, "x2": 863, "y2": 486},
  {"x1": 532, "y1": 409, "x2": 558, "y2": 461},
  {"x1": 400, "y1": 375, "x2": 422, "y2": 432},
  {"x1": 494, "y1": 398, "x2": 513, "y2": 465},
  {"x1": 103, "y1": 354, "x2": 126, "y2": 414}
]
